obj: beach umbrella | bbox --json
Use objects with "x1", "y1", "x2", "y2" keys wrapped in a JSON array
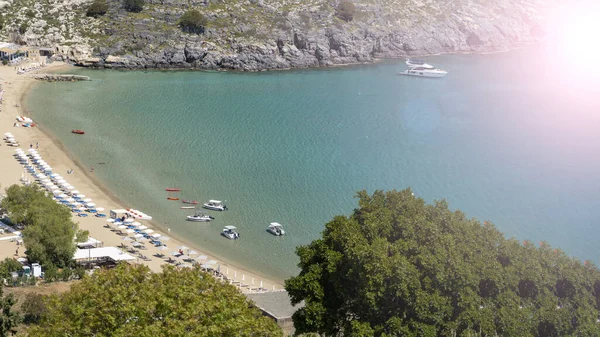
[
  {"x1": 96, "y1": 207, "x2": 105, "y2": 212},
  {"x1": 161, "y1": 236, "x2": 171, "y2": 241},
  {"x1": 106, "y1": 218, "x2": 115, "y2": 223},
  {"x1": 132, "y1": 241, "x2": 143, "y2": 247},
  {"x1": 131, "y1": 221, "x2": 141, "y2": 227},
  {"x1": 65, "y1": 185, "x2": 75, "y2": 191},
  {"x1": 82, "y1": 198, "x2": 92, "y2": 202},
  {"x1": 138, "y1": 225, "x2": 148, "y2": 230},
  {"x1": 157, "y1": 246, "x2": 169, "y2": 251},
  {"x1": 179, "y1": 254, "x2": 190, "y2": 260},
  {"x1": 56, "y1": 179, "x2": 66, "y2": 184},
  {"x1": 151, "y1": 233, "x2": 161, "y2": 238},
  {"x1": 134, "y1": 233, "x2": 144, "y2": 239},
  {"x1": 171, "y1": 251, "x2": 180, "y2": 256},
  {"x1": 124, "y1": 218, "x2": 134, "y2": 223},
  {"x1": 188, "y1": 250, "x2": 199, "y2": 256},
  {"x1": 71, "y1": 190, "x2": 80, "y2": 195},
  {"x1": 200, "y1": 263, "x2": 213, "y2": 269},
  {"x1": 117, "y1": 225, "x2": 127, "y2": 230},
  {"x1": 179, "y1": 264, "x2": 193, "y2": 269},
  {"x1": 50, "y1": 186, "x2": 59, "y2": 191},
  {"x1": 58, "y1": 193, "x2": 67, "y2": 199},
  {"x1": 177, "y1": 245, "x2": 188, "y2": 251},
  {"x1": 122, "y1": 237, "x2": 132, "y2": 242},
  {"x1": 206, "y1": 260, "x2": 217, "y2": 265},
  {"x1": 197, "y1": 255, "x2": 208, "y2": 261},
  {"x1": 86, "y1": 203, "x2": 96, "y2": 208},
  {"x1": 126, "y1": 229, "x2": 135, "y2": 234},
  {"x1": 27, "y1": 148, "x2": 36, "y2": 153},
  {"x1": 143, "y1": 229, "x2": 154, "y2": 234}
]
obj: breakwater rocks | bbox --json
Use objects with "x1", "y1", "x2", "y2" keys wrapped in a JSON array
[
  {"x1": 1, "y1": 0, "x2": 561, "y2": 71},
  {"x1": 32, "y1": 74, "x2": 91, "y2": 82}
]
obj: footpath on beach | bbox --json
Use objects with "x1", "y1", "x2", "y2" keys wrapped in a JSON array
[{"x1": 0, "y1": 62, "x2": 284, "y2": 292}]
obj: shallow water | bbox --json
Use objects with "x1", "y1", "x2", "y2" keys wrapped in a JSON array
[{"x1": 27, "y1": 44, "x2": 600, "y2": 279}]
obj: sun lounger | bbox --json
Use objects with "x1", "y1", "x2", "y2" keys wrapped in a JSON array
[{"x1": 96, "y1": 213, "x2": 106, "y2": 218}]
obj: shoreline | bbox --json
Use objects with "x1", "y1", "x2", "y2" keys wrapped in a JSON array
[{"x1": 0, "y1": 63, "x2": 284, "y2": 289}]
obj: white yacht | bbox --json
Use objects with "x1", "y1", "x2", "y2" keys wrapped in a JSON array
[
  {"x1": 267, "y1": 222, "x2": 286, "y2": 236},
  {"x1": 222, "y1": 225, "x2": 239, "y2": 240},
  {"x1": 203, "y1": 200, "x2": 227, "y2": 211},
  {"x1": 186, "y1": 211, "x2": 214, "y2": 222},
  {"x1": 400, "y1": 59, "x2": 448, "y2": 78}
]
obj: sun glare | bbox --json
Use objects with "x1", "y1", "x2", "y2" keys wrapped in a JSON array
[{"x1": 548, "y1": 1, "x2": 600, "y2": 75}]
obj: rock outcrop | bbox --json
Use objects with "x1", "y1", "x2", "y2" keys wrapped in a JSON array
[{"x1": 0, "y1": 0, "x2": 560, "y2": 71}]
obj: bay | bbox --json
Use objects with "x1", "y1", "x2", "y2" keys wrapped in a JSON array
[{"x1": 26, "y1": 44, "x2": 600, "y2": 279}]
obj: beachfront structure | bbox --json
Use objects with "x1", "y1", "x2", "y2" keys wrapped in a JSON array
[
  {"x1": 0, "y1": 43, "x2": 45, "y2": 64},
  {"x1": 73, "y1": 247, "x2": 136, "y2": 267},
  {"x1": 246, "y1": 291, "x2": 305, "y2": 336}
]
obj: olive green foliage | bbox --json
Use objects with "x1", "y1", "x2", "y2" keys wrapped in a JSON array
[
  {"x1": 0, "y1": 259, "x2": 23, "y2": 280},
  {"x1": 178, "y1": 9, "x2": 207, "y2": 34},
  {"x1": 18, "y1": 23, "x2": 28, "y2": 35},
  {"x1": 285, "y1": 189, "x2": 600, "y2": 337},
  {"x1": 21, "y1": 293, "x2": 46, "y2": 325},
  {"x1": 86, "y1": 0, "x2": 109, "y2": 18},
  {"x1": 75, "y1": 229, "x2": 89, "y2": 243},
  {"x1": 123, "y1": 0, "x2": 144, "y2": 13},
  {"x1": 1, "y1": 185, "x2": 77, "y2": 268},
  {"x1": 27, "y1": 264, "x2": 282, "y2": 336},
  {"x1": 0, "y1": 286, "x2": 19, "y2": 337},
  {"x1": 0, "y1": 15, "x2": 4, "y2": 30},
  {"x1": 336, "y1": 1, "x2": 356, "y2": 22}
]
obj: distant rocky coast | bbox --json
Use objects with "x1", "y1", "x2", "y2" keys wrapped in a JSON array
[{"x1": 0, "y1": 0, "x2": 558, "y2": 71}]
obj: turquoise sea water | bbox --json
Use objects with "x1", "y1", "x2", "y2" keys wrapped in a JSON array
[{"x1": 26, "y1": 44, "x2": 600, "y2": 280}]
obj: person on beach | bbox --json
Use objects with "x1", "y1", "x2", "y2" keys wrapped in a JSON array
[
  {"x1": 36, "y1": 142, "x2": 39, "y2": 149},
  {"x1": 15, "y1": 247, "x2": 18, "y2": 256},
  {"x1": 29, "y1": 144, "x2": 32, "y2": 148},
  {"x1": 90, "y1": 166, "x2": 94, "y2": 172}
]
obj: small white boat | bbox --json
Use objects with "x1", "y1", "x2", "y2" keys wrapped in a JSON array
[
  {"x1": 186, "y1": 211, "x2": 214, "y2": 222},
  {"x1": 222, "y1": 225, "x2": 239, "y2": 240},
  {"x1": 267, "y1": 222, "x2": 286, "y2": 236},
  {"x1": 203, "y1": 200, "x2": 227, "y2": 211}
]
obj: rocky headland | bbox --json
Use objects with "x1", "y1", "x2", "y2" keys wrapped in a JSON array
[{"x1": 0, "y1": 0, "x2": 560, "y2": 71}]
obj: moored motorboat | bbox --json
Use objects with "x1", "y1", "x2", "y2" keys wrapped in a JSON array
[
  {"x1": 167, "y1": 197, "x2": 180, "y2": 201},
  {"x1": 222, "y1": 225, "x2": 239, "y2": 240},
  {"x1": 267, "y1": 222, "x2": 286, "y2": 236},
  {"x1": 182, "y1": 199, "x2": 198, "y2": 204},
  {"x1": 71, "y1": 130, "x2": 85, "y2": 135},
  {"x1": 203, "y1": 200, "x2": 227, "y2": 211},
  {"x1": 399, "y1": 59, "x2": 447, "y2": 78},
  {"x1": 186, "y1": 211, "x2": 214, "y2": 222},
  {"x1": 165, "y1": 188, "x2": 181, "y2": 192}
]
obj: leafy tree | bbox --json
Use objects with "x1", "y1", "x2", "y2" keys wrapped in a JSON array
[
  {"x1": 18, "y1": 23, "x2": 28, "y2": 35},
  {"x1": 0, "y1": 15, "x2": 5, "y2": 30},
  {"x1": 27, "y1": 264, "x2": 282, "y2": 336},
  {"x1": 178, "y1": 9, "x2": 207, "y2": 34},
  {"x1": 285, "y1": 189, "x2": 600, "y2": 336},
  {"x1": 0, "y1": 259, "x2": 23, "y2": 280},
  {"x1": 0, "y1": 286, "x2": 19, "y2": 336},
  {"x1": 75, "y1": 229, "x2": 89, "y2": 243},
  {"x1": 336, "y1": 1, "x2": 356, "y2": 22},
  {"x1": 123, "y1": 0, "x2": 144, "y2": 13},
  {"x1": 2, "y1": 185, "x2": 77, "y2": 267},
  {"x1": 21, "y1": 293, "x2": 46, "y2": 325},
  {"x1": 86, "y1": 0, "x2": 109, "y2": 18}
]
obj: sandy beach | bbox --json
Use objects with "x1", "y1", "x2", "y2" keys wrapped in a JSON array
[{"x1": 0, "y1": 62, "x2": 283, "y2": 291}]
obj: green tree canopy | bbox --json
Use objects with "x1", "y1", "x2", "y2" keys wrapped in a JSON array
[
  {"x1": 123, "y1": 0, "x2": 144, "y2": 13},
  {"x1": 178, "y1": 9, "x2": 207, "y2": 34},
  {"x1": 2, "y1": 185, "x2": 77, "y2": 267},
  {"x1": 27, "y1": 264, "x2": 282, "y2": 336},
  {"x1": 336, "y1": 1, "x2": 356, "y2": 22},
  {"x1": 0, "y1": 286, "x2": 19, "y2": 337},
  {"x1": 285, "y1": 189, "x2": 600, "y2": 336},
  {"x1": 86, "y1": 0, "x2": 109, "y2": 18}
]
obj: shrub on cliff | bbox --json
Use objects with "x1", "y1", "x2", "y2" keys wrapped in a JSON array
[
  {"x1": 178, "y1": 9, "x2": 207, "y2": 34},
  {"x1": 286, "y1": 189, "x2": 600, "y2": 336},
  {"x1": 336, "y1": 1, "x2": 356, "y2": 22},
  {"x1": 86, "y1": 0, "x2": 108, "y2": 18},
  {"x1": 123, "y1": 0, "x2": 144, "y2": 13}
]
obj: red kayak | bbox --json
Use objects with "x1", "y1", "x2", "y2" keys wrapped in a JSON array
[
  {"x1": 167, "y1": 197, "x2": 180, "y2": 201},
  {"x1": 72, "y1": 130, "x2": 85, "y2": 135},
  {"x1": 182, "y1": 199, "x2": 198, "y2": 204},
  {"x1": 165, "y1": 188, "x2": 181, "y2": 192}
]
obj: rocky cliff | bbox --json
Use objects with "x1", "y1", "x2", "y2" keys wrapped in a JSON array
[{"x1": 0, "y1": 0, "x2": 559, "y2": 70}]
